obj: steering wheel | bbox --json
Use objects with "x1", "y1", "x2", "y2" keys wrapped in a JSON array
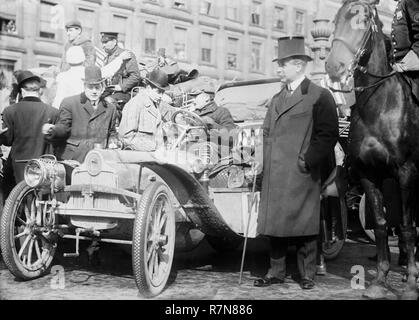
[{"x1": 171, "y1": 109, "x2": 209, "y2": 135}]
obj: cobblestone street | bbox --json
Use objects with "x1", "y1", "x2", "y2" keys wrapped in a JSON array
[{"x1": 0, "y1": 219, "x2": 416, "y2": 300}]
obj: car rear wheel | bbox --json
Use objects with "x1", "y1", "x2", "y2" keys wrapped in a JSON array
[
  {"x1": 132, "y1": 182, "x2": 176, "y2": 298},
  {"x1": 0, "y1": 181, "x2": 57, "y2": 280},
  {"x1": 322, "y1": 196, "x2": 348, "y2": 261}
]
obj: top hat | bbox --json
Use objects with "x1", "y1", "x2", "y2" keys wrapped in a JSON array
[
  {"x1": 101, "y1": 32, "x2": 119, "y2": 43},
  {"x1": 16, "y1": 71, "x2": 41, "y2": 89},
  {"x1": 82, "y1": 66, "x2": 106, "y2": 85},
  {"x1": 273, "y1": 36, "x2": 313, "y2": 63},
  {"x1": 145, "y1": 69, "x2": 170, "y2": 91},
  {"x1": 65, "y1": 20, "x2": 82, "y2": 30}
]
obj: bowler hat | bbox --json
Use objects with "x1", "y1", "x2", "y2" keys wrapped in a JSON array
[
  {"x1": 82, "y1": 66, "x2": 106, "y2": 85},
  {"x1": 16, "y1": 71, "x2": 41, "y2": 89},
  {"x1": 101, "y1": 32, "x2": 119, "y2": 43},
  {"x1": 65, "y1": 20, "x2": 82, "y2": 30},
  {"x1": 145, "y1": 69, "x2": 170, "y2": 91},
  {"x1": 273, "y1": 36, "x2": 313, "y2": 63}
]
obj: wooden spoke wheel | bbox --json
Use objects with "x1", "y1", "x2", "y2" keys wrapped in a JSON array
[
  {"x1": 0, "y1": 181, "x2": 57, "y2": 280},
  {"x1": 132, "y1": 182, "x2": 176, "y2": 298},
  {"x1": 321, "y1": 196, "x2": 348, "y2": 261}
]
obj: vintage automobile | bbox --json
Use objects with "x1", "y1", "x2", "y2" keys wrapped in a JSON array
[{"x1": 0, "y1": 78, "x2": 347, "y2": 298}]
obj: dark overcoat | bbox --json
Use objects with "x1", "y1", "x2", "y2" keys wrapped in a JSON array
[
  {"x1": 0, "y1": 97, "x2": 59, "y2": 182},
  {"x1": 104, "y1": 46, "x2": 141, "y2": 93},
  {"x1": 391, "y1": 0, "x2": 419, "y2": 62},
  {"x1": 257, "y1": 78, "x2": 339, "y2": 237},
  {"x1": 195, "y1": 101, "x2": 237, "y2": 131},
  {"x1": 48, "y1": 93, "x2": 118, "y2": 163}
]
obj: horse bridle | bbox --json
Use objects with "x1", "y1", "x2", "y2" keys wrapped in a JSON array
[{"x1": 330, "y1": 1, "x2": 396, "y2": 93}]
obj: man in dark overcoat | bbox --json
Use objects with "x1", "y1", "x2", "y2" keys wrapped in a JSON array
[
  {"x1": 254, "y1": 36, "x2": 339, "y2": 290},
  {"x1": 43, "y1": 66, "x2": 118, "y2": 163},
  {"x1": 391, "y1": 0, "x2": 419, "y2": 100},
  {"x1": 0, "y1": 71, "x2": 59, "y2": 184},
  {"x1": 188, "y1": 84, "x2": 237, "y2": 131}
]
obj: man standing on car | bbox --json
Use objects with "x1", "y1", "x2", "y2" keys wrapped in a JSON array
[
  {"x1": 0, "y1": 71, "x2": 59, "y2": 186},
  {"x1": 254, "y1": 36, "x2": 339, "y2": 290},
  {"x1": 60, "y1": 20, "x2": 96, "y2": 72},
  {"x1": 43, "y1": 66, "x2": 119, "y2": 163}
]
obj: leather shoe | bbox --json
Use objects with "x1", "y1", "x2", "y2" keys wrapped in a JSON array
[
  {"x1": 300, "y1": 278, "x2": 315, "y2": 290},
  {"x1": 253, "y1": 276, "x2": 284, "y2": 287}
]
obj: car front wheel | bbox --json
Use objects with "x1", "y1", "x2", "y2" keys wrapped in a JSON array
[{"x1": 132, "y1": 181, "x2": 176, "y2": 298}]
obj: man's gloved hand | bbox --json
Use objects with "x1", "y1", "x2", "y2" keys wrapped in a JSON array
[
  {"x1": 393, "y1": 50, "x2": 419, "y2": 72},
  {"x1": 0, "y1": 127, "x2": 8, "y2": 135},
  {"x1": 42, "y1": 123, "x2": 55, "y2": 135},
  {"x1": 108, "y1": 137, "x2": 123, "y2": 150},
  {"x1": 201, "y1": 116, "x2": 216, "y2": 126}
]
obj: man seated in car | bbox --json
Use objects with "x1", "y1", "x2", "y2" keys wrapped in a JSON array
[{"x1": 188, "y1": 85, "x2": 237, "y2": 132}]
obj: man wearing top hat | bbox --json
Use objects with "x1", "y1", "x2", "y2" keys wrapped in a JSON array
[
  {"x1": 60, "y1": 20, "x2": 96, "y2": 72},
  {"x1": 0, "y1": 71, "x2": 59, "y2": 187},
  {"x1": 118, "y1": 69, "x2": 175, "y2": 151},
  {"x1": 254, "y1": 36, "x2": 339, "y2": 290},
  {"x1": 101, "y1": 31, "x2": 141, "y2": 105},
  {"x1": 43, "y1": 66, "x2": 118, "y2": 163}
]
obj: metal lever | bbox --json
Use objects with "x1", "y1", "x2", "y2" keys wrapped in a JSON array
[{"x1": 63, "y1": 228, "x2": 82, "y2": 258}]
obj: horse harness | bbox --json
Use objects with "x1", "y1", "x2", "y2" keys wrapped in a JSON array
[{"x1": 330, "y1": 1, "x2": 397, "y2": 94}]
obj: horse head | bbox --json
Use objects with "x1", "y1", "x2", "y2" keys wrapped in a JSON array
[{"x1": 326, "y1": 0, "x2": 382, "y2": 84}]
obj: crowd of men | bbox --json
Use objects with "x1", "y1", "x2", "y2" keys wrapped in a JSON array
[{"x1": 0, "y1": 0, "x2": 418, "y2": 292}]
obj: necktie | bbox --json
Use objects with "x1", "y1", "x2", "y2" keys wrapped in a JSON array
[{"x1": 285, "y1": 85, "x2": 293, "y2": 99}]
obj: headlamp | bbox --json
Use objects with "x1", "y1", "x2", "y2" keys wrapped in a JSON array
[{"x1": 24, "y1": 158, "x2": 66, "y2": 191}]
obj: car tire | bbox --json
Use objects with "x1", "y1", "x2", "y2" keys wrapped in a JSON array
[
  {"x1": 322, "y1": 196, "x2": 348, "y2": 261},
  {"x1": 0, "y1": 181, "x2": 57, "y2": 280},
  {"x1": 132, "y1": 181, "x2": 176, "y2": 298}
]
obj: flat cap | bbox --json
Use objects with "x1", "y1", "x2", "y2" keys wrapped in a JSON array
[
  {"x1": 65, "y1": 20, "x2": 82, "y2": 29},
  {"x1": 101, "y1": 32, "x2": 119, "y2": 43}
]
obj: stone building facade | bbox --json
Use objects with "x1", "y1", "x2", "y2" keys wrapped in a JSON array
[{"x1": 0, "y1": 0, "x2": 396, "y2": 86}]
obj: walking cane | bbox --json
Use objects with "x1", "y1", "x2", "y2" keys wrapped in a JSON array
[{"x1": 239, "y1": 162, "x2": 259, "y2": 285}]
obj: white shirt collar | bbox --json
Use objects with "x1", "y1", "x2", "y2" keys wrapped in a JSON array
[{"x1": 287, "y1": 75, "x2": 306, "y2": 92}]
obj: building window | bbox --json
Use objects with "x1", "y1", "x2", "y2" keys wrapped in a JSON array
[
  {"x1": 201, "y1": 32, "x2": 213, "y2": 64},
  {"x1": 273, "y1": 6, "x2": 285, "y2": 31},
  {"x1": 295, "y1": 10, "x2": 305, "y2": 35},
  {"x1": 144, "y1": 22, "x2": 157, "y2": 55},
  {"x1": 174, "y1": 27, "x2": 187, "y2": 60},
  {"x1": 200, "y1": 0, "x2": 215, "y2": 16},
  {"x1": 250, "y1": 1, "x2": 262, "y2": 26},
  {"x1": 0, "y1": 0, "x2": 17, "y2": 34},
  {"x1": 39, "y1": 63, "x2": 55, "y2": 68},
  {"x1": 251, "y1": 41, "x2": 263, "y2": 72},
  {"x1": 113, "y1": 15, "x2": 128, "y2": 47},
  {"x1": 0, "y1": 59, "x2": 15, "y2": 90},
  {"x1": 173, "y1": 0, "x2": 186, "y2": 9},
  {"x1": 227, "y1": 37, "x2": 239, "y2": 70},
  {"x1": 39, "y1": 1, "x2": 56, "y2": 39},
  {"x1": 77, "y1": 8, "x2": 95, "y2": 41},
  {"x1": 226, "y1": 0, "x2": 239, "y2": 21}
]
